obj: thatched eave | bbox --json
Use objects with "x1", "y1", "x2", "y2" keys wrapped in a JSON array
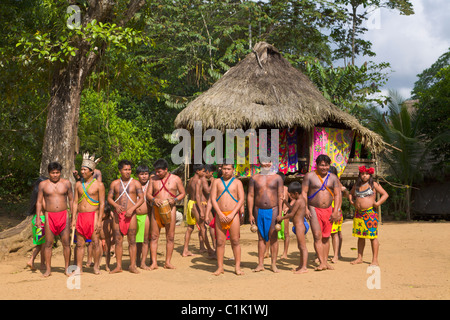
[{"x1": 174, "y1": 42, "x2": 385, "y2": 154}]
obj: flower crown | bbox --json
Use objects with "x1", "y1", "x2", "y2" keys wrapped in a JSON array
[{"x1": 359, "y1": 166, "x2": 375, "y2": 175}]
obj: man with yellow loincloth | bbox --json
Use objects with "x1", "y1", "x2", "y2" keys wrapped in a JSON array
[
  {"x1": 301, "y1": 154, "x2": 342, "y2": 271},
  {"x1": 71, "y1": 153, "x2": 105, "y2": 275},
  {"x1": 146, "y1": 158, "x2": 186, "y2": 270},
  {"x1": 210, "y1": 161, "x2": 245, "y2": 276},
  {"x1": 182, "y1": 164, "x2": 214, "y2": 257}
]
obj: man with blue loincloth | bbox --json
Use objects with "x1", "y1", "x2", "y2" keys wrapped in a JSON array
[
  {"x1": 248, "y1": 156, "x2": 284, "y2": 273},
  {"x1": 301, "y1": 154, "x2": 341, "y2": 271}
]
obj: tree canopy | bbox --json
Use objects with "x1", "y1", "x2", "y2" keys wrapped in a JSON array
[{"x1": 1, "y1": 0, "x2": 416, "y2": 199}]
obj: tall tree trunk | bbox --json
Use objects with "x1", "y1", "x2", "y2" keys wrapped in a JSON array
[
  {"x1": 405, "y1": 186, "x2": 411, "y2": 221},
  {"x1": 351, "y1": 4, "x2": 357, "y2": 66},
  {"x1": 0, "y1": 1, "x2": 148, "y2": 260},
  {"x1": 39, "y1": 45, "x2": 100, "y2": 182},
  {"x1": 38, "y1": 0, "x2": 147, "y2": 181}
]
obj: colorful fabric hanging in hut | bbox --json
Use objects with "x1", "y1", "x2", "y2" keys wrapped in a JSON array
[
  {"x1": 278, "y1": 129, "x2": 288, "y2": 174},
  {"x1": 287, "y1": 128, "x2": 298, "y2": 173},
  {"x1": 267, "y1": 131, "x2": 279, "y2": 173},
  {"x1": 310, "y1": 127, "x2": 354, "y2": 177},
  {"x1": 236, "y1": 137, "x2": 251, "y2": 177}
]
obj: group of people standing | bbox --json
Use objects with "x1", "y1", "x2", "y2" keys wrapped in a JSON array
[{"x1": 28, "y1": 152, "x2": 388, "y2": 278}]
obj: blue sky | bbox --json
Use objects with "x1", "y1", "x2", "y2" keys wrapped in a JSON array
[{"x1": 359, "y1": 0, "x2": 450, "y2": 100}]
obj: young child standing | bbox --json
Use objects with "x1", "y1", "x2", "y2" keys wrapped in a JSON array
[
  {"x1": 278, "y1": 181, "x2": 308, "y2": 274},
  {"x1": 328, "y1": 166, "x2": 348, "y2": 264},
  {"x1": 349, "y1": 166, "x2": 389, "y2": 266}
]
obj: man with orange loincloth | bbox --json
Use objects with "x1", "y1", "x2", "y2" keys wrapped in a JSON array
[
  {"x1": 35, "y1": 162, "x2": 74, "y2": 277},
  {"x1": 107, "y1": 160, "x2": 144, "y2": 274},
  {"x1": 210, "y1": 161, "x2": 245, "y2": 276},
  {"x1": 146, "y1": 158, "x2": 186, "y2": 270},
  {"x1": 71, "y1": 153, "x2": 105, "y2": 275},
  {"x1": 248, "y1": 156, "x2": 284, "y2": 273},
  {"x1": 301, "y1": 154, "x2": 341, "y2": 271}
]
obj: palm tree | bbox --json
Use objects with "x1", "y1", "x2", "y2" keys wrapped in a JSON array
[{"x1": 366, "y1": 90, "x2": 450, "y2": 220}]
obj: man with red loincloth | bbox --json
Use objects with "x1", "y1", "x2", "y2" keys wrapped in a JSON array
[
  {"x1": 71, "y1": 153, "x2": 105, "y2": 275},
  {"x1": 301, "y1": 154, "x2": 341, "y2": 271},
  {"x1": 146, "y1": 158, "x2": 185, "y2": 270},
  {"x1": 107, "y1": 160, "x2": 144, "y2": 274},
  {"x1": 35, "y1": 162, "x2": 74, "y2": 277}
]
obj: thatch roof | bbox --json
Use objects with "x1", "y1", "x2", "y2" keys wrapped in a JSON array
[{"x1": 174, "y1": 42, "x2": 384, "y2": 154}]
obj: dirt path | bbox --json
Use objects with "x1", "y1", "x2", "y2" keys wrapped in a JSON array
[{"x1": 0, "y1": 220, "x2": 449, "y2": 300}]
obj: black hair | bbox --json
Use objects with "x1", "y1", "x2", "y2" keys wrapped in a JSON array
[
  {"x1": 118, "y1": 159, "x2": 133, "y2": 170},
  {"x1": 205, "y1": 164, "x2": 216, "y2": 173},
  {"x1": 222, "y1": 158, "x2": 234, "y2": 168},
  {"x1": 328, "y1": 166, "x2": 338, "y2": 176},
  {"x1": 316, "y1": 154, "x2": 331, "y2": 165},
  {"x1": 355, "y1": 174, "x2": 374, "y2": 192},
  {"x1": 277, "y1": 171, "x2": 286, "y2": 182},
  {"x1": 153, "y1": 158, "x2": 168, "y2": 170},
  {"x1": 28, "y1": 176, "x2": 48, "y2": 216},
  {"x1": 288, "y1": 181, "x2": 302, "y2": 194},
  {"x1": 48, "y1": 162, "x2": 62, "y2": 172},
  {"x1": 103, "y1": 202, "x2": 112, "y2": 220},
  {"x1": 193, "y1": 164, "x2": 205, "y2": 173},
  {"x1": 136, "y1": 164, "x2": 150, "y2": 175}
]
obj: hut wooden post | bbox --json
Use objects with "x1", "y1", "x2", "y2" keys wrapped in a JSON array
[
  {"x1": 375, "y1": 156, "x2": 382, "y2": 223},
  {"x1": 183, "y1": 155, "x2": 189, "y2": 218}
]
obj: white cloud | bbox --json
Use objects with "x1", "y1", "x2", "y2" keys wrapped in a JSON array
[{"x1": 357, "y1": 0, "x2": 450, "y2": 99}]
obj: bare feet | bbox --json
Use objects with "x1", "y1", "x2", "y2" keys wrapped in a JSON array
[
  {"x1": 314, "y1": 263, "x2": 334, "y2": 271},
  {"x1": 292, "y1": 267, "x2": 308, "y2": 274},
  {"x1": 140, "y1": 264, "x2": 151, "y2": 271},
  {"x1": 212, "y1": 268, "x2": 224, "y2": 276},
  {"x1": 350, "y1": 257, "x2": 363, "y2": 265},
  {"x1": 182, "y1": 251, "x2": 196, "y2": 257},
  {"x1": 42, "y1": 269, "x2": 51, "y2": 277},
  {"x1": 164, "y1": 263, "x2": 176, "y2": 269},
  {"x1": 149, "y1": 263, "x2": 158, "y2": 270},
  {"x1": 109, "y1": 267, "x2": 123, "y2": 274},
  {"x1": 235, "y1": 268, "x2": 244, "y2": 276},
  {"x1": 128, "y1": 266, "x2": 140, "y2": 274},
  {"x1": 271, "y1": 265, "x2": 280, "y2": 273},
  {"x1": 27, "y1": 262, "x2": 36, "y2": 271},
  {"x1": 252, "y1": 265, "x2": 265, "y2": 272}
]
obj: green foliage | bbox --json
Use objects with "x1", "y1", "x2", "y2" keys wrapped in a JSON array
[
  {"x1": 304, "y1": 60, "x2": 390, "y2": 115},
  {"x1": 412, "y1": 49, "x2": 450, "y2": 164},
  {"x1": 0, "y1": 0, "x2": 416, "y2": 202},
  {"x1": 366, "y1": 90, "x2": 450, "y2": 218},
  {"x1": 77, "y1": 89, "x2": 161, "y2": 186}
]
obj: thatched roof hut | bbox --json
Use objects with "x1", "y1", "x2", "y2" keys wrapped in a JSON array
[{"x1": 174, "y1": 42, "x2": 384, "y2": 155}]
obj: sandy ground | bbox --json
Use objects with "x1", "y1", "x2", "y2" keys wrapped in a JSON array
[{"x1": 0, "y1": 220, "x2": 449, "y2": 300}]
